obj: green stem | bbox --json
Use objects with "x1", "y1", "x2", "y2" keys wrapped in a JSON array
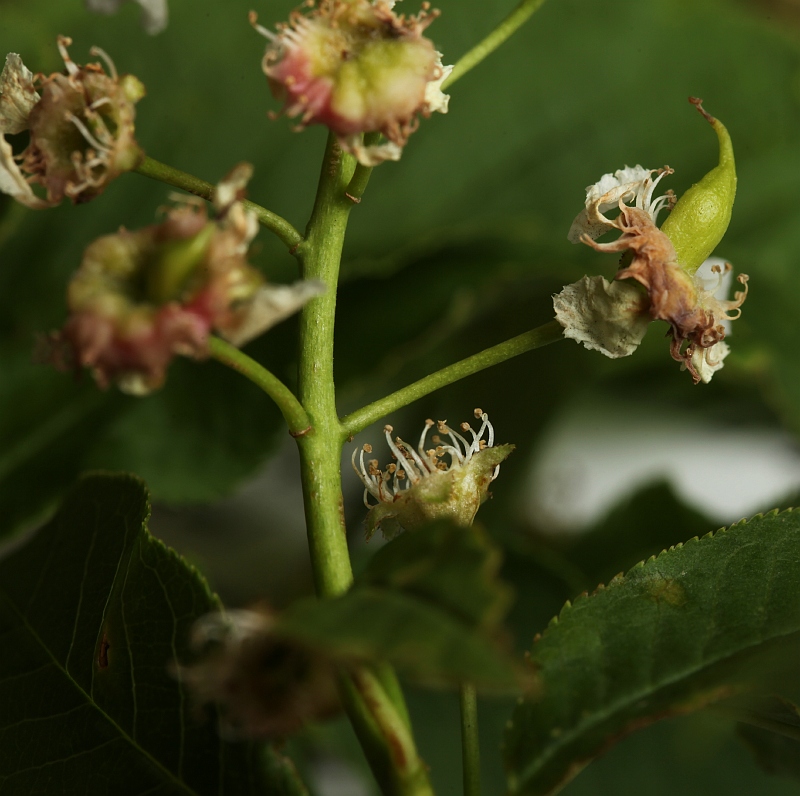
[
  {"x1": 295, "y1": 132, "x2": 431, "y2": 796},
  {"x1": 294, "y1": 132, "x2": 356, "y2": 599},
  {"x1": 345, "y1": 132, "x2": 380, "y2": 203},
  {"x1": 135, "y1": 156, "x2": 303, "y2": 250},
  {"x1": 459, "y1": 684, "x2": 481, "y2": 796},
  {"x1": 207, "y1": 336, "x2": 311, "y2": 436},
  {"x1": 341, "y1": 320, "x2": 564, "y2": 437},
  {"x1": 442, "y1": 0, "x2": 548, "y2": 91}
]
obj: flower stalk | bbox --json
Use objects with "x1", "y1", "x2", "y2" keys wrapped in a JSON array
[
  {"x1": 135, "y1": 155, "x2": 303, "y2": 250},
  {"x1": 442, "y1": 0, "x2": 547, "y2": 90},
  {"x1": 206, "y1": 336, "x2": 311, "y2": 435},
  {"x1": 341, "y1": 320, "x2": 564, "y2": 438}
]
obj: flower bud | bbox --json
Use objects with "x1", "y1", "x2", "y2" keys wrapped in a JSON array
[
  {"x1": 252, "y1": 0, "x2": 451, "y2": 165},
  {"x1": 47, "y1": 164, "x2": 324, "y2": 394},
  {"x1": 353, "y1": 410, "x2": 513, "y2": 539},
  {"x1": 660, "y1": 98, "x2": 736, "y2": 274},
  {"x1": 0, "y1": 37, "x2": 145, "y2": 208},
  {"x1": 181, "y1": 608, "x2": 341, "y2": 739}
]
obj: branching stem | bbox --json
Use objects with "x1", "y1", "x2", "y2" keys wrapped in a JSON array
[
  {"x1": 293, "y1": 133, "x2": 432, "y2": 796},
  {"x1": 341, "y1": 320, "x2": 564, "y2": 438},
  {"x1": 135, "y1": 156, "x2": 303, "y2": 250}
]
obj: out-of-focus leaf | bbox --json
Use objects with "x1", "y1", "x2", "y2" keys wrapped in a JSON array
[
  {"x1": 0, "y1": 473, "x2": 306, "y2": 795},
  {"x1": 504, "y1": 508, "x2": 800, "y2": 795},
  {"x1": 357, "y1": 521, "x2": 513, "y2": 630},
  {"x1": 735, "y1": 696, "x2": 800, "y2": 782},
  {"x1": 278, "y1": 523, "x2": 520, "y2": 689}
]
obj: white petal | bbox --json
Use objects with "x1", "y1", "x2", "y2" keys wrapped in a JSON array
[
  {"x1": 424, "y1": 55, "x2": 452, "y2": 115},
  {"x1": 553, "y1": 275, "x2": 650, "y2": 358},
  {"x1": 0, "y1": 135, "x2": 51, "y2": 208},
  {"x1": 567, "y1": 207, "x2": 615, "y2": 243},
  {"x1": 694, "y1": 256, "x2": 734, "y2": 335},
  {"x1": 221, "y1": 280, "x2": 326, "y2": 346},
  {"x1": 688, "y1": 340, "x2": 730, "y2": 384},
  {"x1": 0, "y1": 54, "x2": 40, "y2": 135},
  {"x1": 569, "y1": 165, "x2": 654, "y2": 243},
  {"x1": 214, "y1": 161, "x2": 254, "y2": 212},
  {"x1": 341, "y1": 134, "x2": 403, "y2": 167}
]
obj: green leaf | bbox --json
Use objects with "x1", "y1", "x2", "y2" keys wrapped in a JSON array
[
  {"x1": 735, "y1": 696, "x2": 800, "y2": 782},
  {"x1": 503, "y1": 508, "x2": 800, "y2": 796},
  {"x1": 358, "y1": 521, "x2": 513, "y2": 629},
  {"x1": 278, "y1": 523, "x2": 520, "y2": 690},
  {"x1": 0, "y1": 473, "x2": 306, "y2": 795}
]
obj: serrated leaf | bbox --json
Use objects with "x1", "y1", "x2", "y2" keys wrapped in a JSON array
[
  {"x1": 278, "y1": 523, "x2": 519, "y2": 690},
  {"x1": 504, "y1": 509, "x2": 800, "y2": 795},
  {"x1": 0, "y1": 473, "x2": 306, "y2": 795}
]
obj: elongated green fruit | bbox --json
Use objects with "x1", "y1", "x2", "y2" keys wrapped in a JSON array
[{"x1": 661, "y1": 98, "x2": 736, "y2": 274}]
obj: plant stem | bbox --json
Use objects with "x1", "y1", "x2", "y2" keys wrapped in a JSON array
[
  {"x1": 294, "y1": 133, "x2": 432, "y2": 795},
  {"x1": 294, "y1": 132, "x2": 356, "y2": 599},
  {"x1": 442, "y1": 0, "x2": 548, "y2": 91},
  {"x1": 459, "y1": 684, "x2": 481, "y2": 796},
  {"x1": 135, "y1": 156, "x2": 303, "y2": 250},
  {"x1": 341, "y1": 320, "x2": 564, "y2": 437},
  {"x1": 206, "y1": 336, "x2": 311, "y2": 436},
  {"x1": 345, "y1": 132, "x2": 380, "y2": 203}
]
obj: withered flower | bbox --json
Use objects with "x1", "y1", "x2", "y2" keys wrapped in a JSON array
[
  {"x1": 557, "y1": 100, "x2": 747, "y2": 384},
  {"x1": 352, "y1": 409, "x2": 513, "y2": 539},
  {"x1": 0, "y1": 38, "x2": 145, "y2": 208},
  {"x1": 252, "y1": 0, "x2": 452, "y2": 166},
  {"x1": 48, "y1": 164, "x2": 324, "y2": 394},
  {"x1": 182, "y1": 608, "x2": 341, "y2": 739}
]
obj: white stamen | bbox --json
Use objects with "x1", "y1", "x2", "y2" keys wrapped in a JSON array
[
  {"x1": 89, "y1": 46, "x2": 118, "y2": 81},
  {"x1": 57, "y1": 36, "x2": 79, "y2": 76},
  {"x1": 67, "y1": 113, "x2": 111, "y2": 153}
]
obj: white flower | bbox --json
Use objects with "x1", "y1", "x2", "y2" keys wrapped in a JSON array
[
  {"x1": 553, "y1": 275, "x2": 650, "y2": 358},
  {"x1": 568, "y1": 165, "x2": 675, "y2": 243},
  {"x1": 85, "y1": 0, "x2": 169, "y2": 35},
  {"x1": 352, "y1": 410, "x2": 513, "y2": 539}
]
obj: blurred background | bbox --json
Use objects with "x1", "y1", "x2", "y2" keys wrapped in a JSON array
[{"x1": 3, "y1": 0, "x2": 800, "y2": 792}]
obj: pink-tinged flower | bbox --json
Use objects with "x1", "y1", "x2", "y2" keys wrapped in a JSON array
[
  {"x1": 0, "y1": 37, "x2": 145, "y2": 209},
  {"x1": 252, "y1": 0, "x2": 452, "y2": 165},
  {"x1": 47, "y1": 164, "x2": 324, "y2": 394},
  {"x1": 352, "y1": 410, "x2": 513, "y2": 539}
]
